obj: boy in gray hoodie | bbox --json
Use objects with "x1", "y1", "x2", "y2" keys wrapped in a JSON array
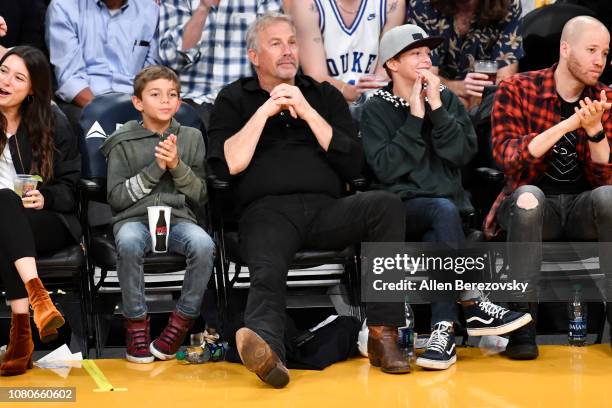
[{"x1": 101, "y1": 66, "x2": 215, "y2": 364}]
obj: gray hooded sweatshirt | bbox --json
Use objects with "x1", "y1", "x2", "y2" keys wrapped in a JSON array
[{"x1": 100, "y1": 118, "x2": 207, "y2": 235}]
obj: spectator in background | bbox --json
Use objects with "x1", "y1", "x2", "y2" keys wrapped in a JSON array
[
  {"x1": 0, "y1": 18, "x2": 6, "y2": 56},
  {"x1": 520, "y1": 0, "x2": 555, "y2": 17},
  {"x1": 0, "y1": 0, "x2": 47, "y2": 58},
  {"x1": 407, "y1": 0, "x2": 524, "y2": 108},
  {"x1": 46, "y1": 0, "x2": 159, "y2": 133},
  {"x1": 159, "y1": 0, "x2": 285, "y2": 129},
  {"x1": 291, "y1": 0, "x2": 404, "y2": 104}
]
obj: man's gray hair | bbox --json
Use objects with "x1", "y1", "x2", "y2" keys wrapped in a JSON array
[{"x1": 245, "y1": 12, "x2": 295, "y2": 52}]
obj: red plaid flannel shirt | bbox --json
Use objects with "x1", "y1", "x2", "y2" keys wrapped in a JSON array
[{"x1": 485, "y1": 65, "x2": 612, "y2": 238}]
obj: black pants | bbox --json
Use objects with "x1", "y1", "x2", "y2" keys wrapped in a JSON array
[
  {"x1": 238, "y1": 191, "x2": 405, "y2": 360},
  {"x1": 0, "y1": 189, "x2": 70, "y2": 300}
]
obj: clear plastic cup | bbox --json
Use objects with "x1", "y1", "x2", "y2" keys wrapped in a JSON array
[
  {"x1": 471, "y1": 60, "x2": 499, "y2": 107},
  {"x1": 14, "y1": 174, "x2": 38, "y2": 198},
  {"x1": 473, "y1": 60, "x2": 498, "y2": 83}
]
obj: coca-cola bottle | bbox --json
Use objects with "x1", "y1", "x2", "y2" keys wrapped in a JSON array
[{"x1": 155, "y1": 210, "x2": 168, "y2": 252}]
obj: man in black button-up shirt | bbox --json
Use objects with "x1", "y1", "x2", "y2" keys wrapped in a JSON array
[
  {"x1": 209, "y1": 73, "x2": 361, "y2": 211},
  {"x1": 208, "y1": 12, "x2": 410, "y2": 388}
]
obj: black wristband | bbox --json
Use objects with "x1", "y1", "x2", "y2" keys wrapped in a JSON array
[{"x1": 587, "y1": 129, "x2": 606, "y2": 143}]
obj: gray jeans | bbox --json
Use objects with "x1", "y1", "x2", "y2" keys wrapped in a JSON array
[{"x1": 496, "y1": 185, "x2": 612, "y2": 300}]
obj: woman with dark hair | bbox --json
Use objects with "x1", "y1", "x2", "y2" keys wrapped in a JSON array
[
  {"x1": 0, "y1": 46, "x2": 81, "y2": 376},
  {"x1": 407, "y1": 0, "x2": 524, "y2": 107}
]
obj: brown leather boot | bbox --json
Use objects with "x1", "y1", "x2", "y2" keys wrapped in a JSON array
[
  {"x1": 236, "y1": 327, "x2": 290, "y2": 388},
  {"x1": 25, "y1": 277, "x2": 65, "y2": 343},
  {"x1": 368, "y1": 326, "x2": 411, "y2": 374},
  {"x1": 1, "y1": 313, "x2": 34, "y2": 376}
]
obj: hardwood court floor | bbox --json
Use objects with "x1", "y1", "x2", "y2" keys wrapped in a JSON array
[{"x1": 2, "y1": 345, "x2": 611, "y2": 408}]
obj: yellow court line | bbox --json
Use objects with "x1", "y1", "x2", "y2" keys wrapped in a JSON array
[{"x1": 82, "y1": 360, "x2": 128, "y2": 393}]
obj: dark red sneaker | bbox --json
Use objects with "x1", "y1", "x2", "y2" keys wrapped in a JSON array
[
  {"x1": 125, "y1": 316, "x2": 154, "y2": 364},
  {"x1": 150, "y1": 310, "x2": 195, "y2": 360}
]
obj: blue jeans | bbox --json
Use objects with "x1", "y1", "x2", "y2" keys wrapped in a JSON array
[
  {"x1": 404, "y1": 197, "x2": 465, "y2": 326},
  {"x1": 115, "y1": 221, "x2": 216, "y2": 319}
]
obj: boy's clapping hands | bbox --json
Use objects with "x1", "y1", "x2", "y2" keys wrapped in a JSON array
[{"x1": 155, "y1": 134, "x2": 179, "y2": 170}]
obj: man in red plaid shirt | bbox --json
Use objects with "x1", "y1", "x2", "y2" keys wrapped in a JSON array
[{"x1": 489, "y1": 16, "x2": 612, "y2": 360}]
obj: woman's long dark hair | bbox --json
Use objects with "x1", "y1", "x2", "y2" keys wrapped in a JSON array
[
  {"x1": 0, "y1": 46, "x2": 55, "y2": 181},
  {"x1": 431, "y1": 0, "x2": 512, "y2": 25}
]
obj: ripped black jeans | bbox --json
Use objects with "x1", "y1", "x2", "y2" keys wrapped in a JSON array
[{"x1": 496, "y1": 185, "x2": 612, "y2": 301}]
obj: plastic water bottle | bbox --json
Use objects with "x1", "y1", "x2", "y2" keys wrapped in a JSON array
[
  {"x1": 208, "y1": 341, "x2": 228, "y2": 362},
  {"x1": 176, "y1": 341, "x2": 228, "y2": 364},
  {"x1": 398, "y1": 296, "x2": 415, "y2": 362},
  {"x1": 177, "y1": 345, "x2": 211, "y2": 364},
  {"x1": 568, "y1": 285, "x2": 587, "y2": 346}
]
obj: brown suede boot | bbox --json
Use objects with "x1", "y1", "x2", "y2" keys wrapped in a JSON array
[
  {"x1": 39, "y1": 328, "x2": 59, "y2": 343},
  {"x1": 1, "y1": 313, "x2": 34, "y2": 376},
  {"x1": 368, "y1": 326, "x2": 411, "y2": 374},
  {"x1": 25, "y1": 277, "x2": 65, "y2": 343}
]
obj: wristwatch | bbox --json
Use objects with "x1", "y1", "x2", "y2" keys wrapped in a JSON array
[{"x1": 587, "y1": 129, "x2": 606, "y2": 143}]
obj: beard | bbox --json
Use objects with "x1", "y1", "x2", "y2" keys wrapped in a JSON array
[
  {"x1": 275, "y1": 59, "x2": 298, "y2": 79},
  {"x1": 567, "y1": 56, "x2": 601, "y2": 86}
]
